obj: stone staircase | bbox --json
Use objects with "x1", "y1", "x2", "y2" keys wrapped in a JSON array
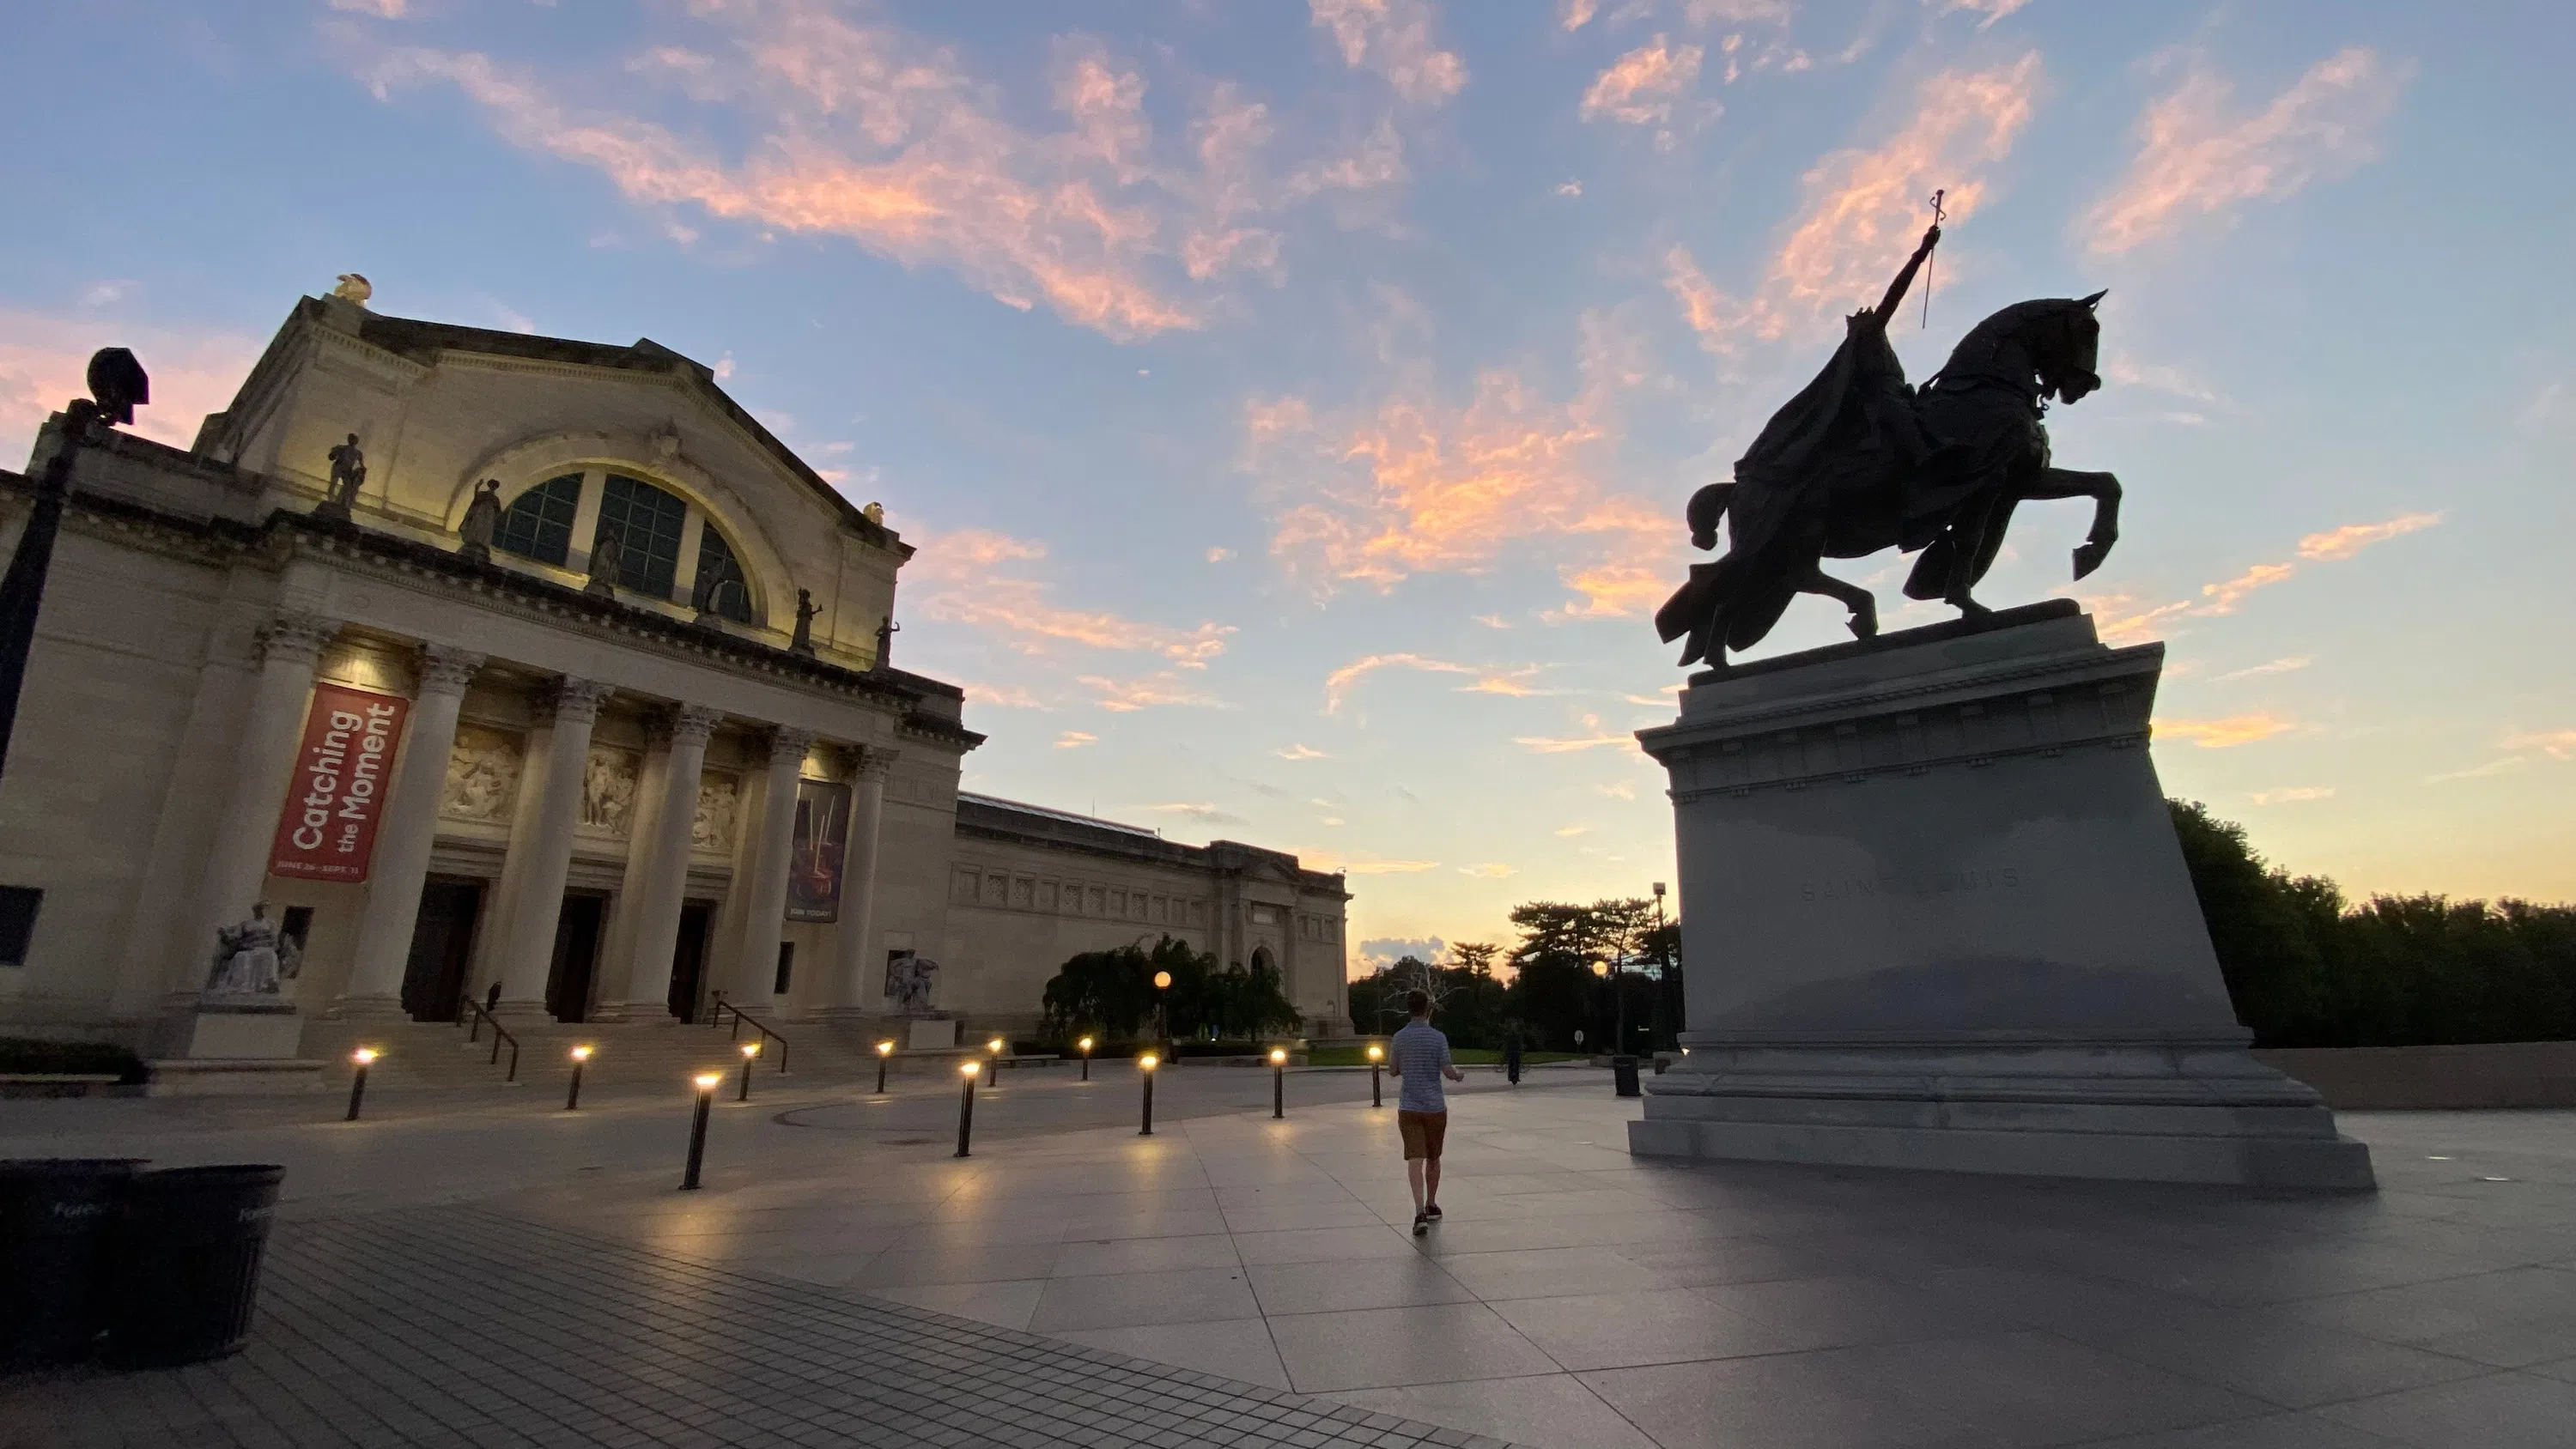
[{"x1": 296, "y1": 1013, "x2": 908, "y2": 1094}]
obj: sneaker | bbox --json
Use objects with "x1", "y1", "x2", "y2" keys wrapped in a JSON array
[
  {"x1": 1412, "y1": 1212, "x2": 1430, "y2": 1237},
  {"x1": 1423, "y1": 1204, "x2": 1443, "y2": 1220}
]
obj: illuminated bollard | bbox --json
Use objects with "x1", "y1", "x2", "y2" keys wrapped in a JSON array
[
  {"x1": 874, "y1": 1039, "x2": 894, "y2": 1094},
  {"x1": 986, "y1": 1036, "x2": 1004, "y2": 1088},
  {"x1": 737, "y1": 1040, "x2": 761, "y2": 1102},
  {"x1": 1078, "y1": 1034, "x2": 1094, "y2": 1082},
  {"x1": 565, "y1": 1044, "x2": 592, "y2": 1112},
  {"x1": 955, "y1": 1058, "x2": 981, "y2": 1157},
  {"x1": 1138, "y1": 1052, "x2": 1158, "y2": 1137},
  {"x1": 345, "y1": 1047, "x2": 379, "y2": 1122},
  {"x1": 1270, "y1": 1046, "x2": 1288, "y2": 1119},
  {"x1": 683, "y1": 1072, "x2": 720, "y2": 1189},
  {"x1": 1367, "y1": 1042, "x2": 1384, "y2": 1108}
]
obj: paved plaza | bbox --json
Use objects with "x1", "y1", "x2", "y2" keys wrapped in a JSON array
[{"x1": 6, "y1": 1067, "x2": 2576, "y2": 1447}]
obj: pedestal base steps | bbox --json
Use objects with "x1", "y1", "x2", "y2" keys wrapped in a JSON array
[{"x1": 1632, "y1": 603, "x2": 2375, "y2": 1191}]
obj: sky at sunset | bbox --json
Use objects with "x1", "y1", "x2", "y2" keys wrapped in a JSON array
[{"x1": 6, "y1": 1, "x2": 2573, "y2": 973}]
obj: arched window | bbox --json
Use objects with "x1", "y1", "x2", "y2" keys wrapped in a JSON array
[
  {"x1": 596, "y1": 474, "x2": 689, "y2": 598},
  {"x1": 495, "y1": 473, "x2": 582, "y2": 566},
  {"x1": 692, "y1": 524, "x2": 755, "y2": 623}
]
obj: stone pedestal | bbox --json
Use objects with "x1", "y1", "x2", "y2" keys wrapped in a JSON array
[
  {"x1": 146, "y1": 999, "x2": 326, "y2": 1095},
  {"x1": 1630, "y1": 602, "x2": 2373, "y2": 1191}
]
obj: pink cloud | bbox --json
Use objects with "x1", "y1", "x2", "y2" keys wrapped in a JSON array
[
  {"x1": 1309, "y1": 0, "x2": 1467, "y2": 106},
  {"x1": 907, "y1": 528, "x2": 1235, "y2": 666},
  {"x1": 2084, "y1": 47, "x2": 2411, "y2": 254},
  {"x1": 0, "y1": 311, "x2": 263, "y2": 469},
  {"x1": 1323, "y1": 652, "x2": 1476, "y2": 712},
  {"x1": 2297, "y1": 511, "x2": 2440, "y2": 561},
  {"x1": 1581, "y1": 37, "x2": 1704, "y2": 129},
  {"x1": 2156, "y1": 713, "x2": 2298, "y2": 749}
]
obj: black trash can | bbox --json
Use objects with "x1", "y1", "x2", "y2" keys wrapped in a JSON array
[
  {"x1": 100, "y1": 1164, "x2": 285, "y2": 1367},
  {"x1": 1612, "y1": 1055, "x2": 1643, "y2": 1098},
  {"x1": 0, "y1": 1158, "x2": 147, "y2": 1367}
]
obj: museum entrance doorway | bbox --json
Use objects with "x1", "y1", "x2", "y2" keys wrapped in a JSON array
[
  {"x1": 400, "y1": 879, "x2": 485, "y2": 1022},
  {"x1": 667, "y1": 900, "x2": 715, "y2": 1022},
  {"x1": 544, "y1": 892, "x2": 608, "y2": 1023}
]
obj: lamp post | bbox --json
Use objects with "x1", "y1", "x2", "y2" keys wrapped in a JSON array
[
  {"x1": 874, "y1": 1039, "x2": 893, "y2": 1094},
  {"x1": 1650, "y1": 881, "x2": 1668, "y2": 1055},
  {"x1": 566, "y1": 1044, "x2": 592, "y2": 1111},
  {"x1": 955, "y1": 1058, "x2": 981, "y2": 1157},
  {"x1": 1078, "y1": 1034, "x2": 1094, "y2": 1082},
  {"x1": 1367, "y1": 1043, "x2": 1384, "y2": 1107},
  {"x1": 345, "y1": 1047, "x2": 378, "y2": 1122},
  {"x1": 985, "y1": 1035, "x2": 1004, "y2": 1088},
  {"x1": 1138, "y1": 1052, "x2": 1158, "y2": 1136},
  {"x1": 683, "y1": 1073, "x2": 720, "y2": 1189},
  {"x1": 737, "y1": 1040, "x2": 761, "y2": 1101},
  {"x1": 1152, "y1": 970, "x2": 1173, "y2": 1058},
  {"x1": 1269, "y1": 1046, "x2": 1287, "y2": 1119}
]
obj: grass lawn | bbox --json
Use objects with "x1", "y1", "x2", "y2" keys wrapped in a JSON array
[{"x1": 1305, "y1": 1046, "x2": 1582, "y2": 1068}]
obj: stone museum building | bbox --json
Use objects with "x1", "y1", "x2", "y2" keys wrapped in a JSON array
[{"x1": 0, "y1": 282, "x2": 1349, "y2": 1071}]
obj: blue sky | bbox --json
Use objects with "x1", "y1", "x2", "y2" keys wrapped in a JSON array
[{"x1": 6, "y1": 1, "x2": 2572, "y2": 970}]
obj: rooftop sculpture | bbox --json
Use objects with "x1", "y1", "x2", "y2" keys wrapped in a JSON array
[{"x1": 1655, "y1": 219, "x2": 2121, "y2": 669}]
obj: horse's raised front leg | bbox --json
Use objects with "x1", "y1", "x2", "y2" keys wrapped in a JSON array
[
  {"x1": 1801, "y1": 565, "x2": 1879, "y2": 640},
  {"x1": 2023, "y1": 467, "x2": 2122, "y2": 579}
]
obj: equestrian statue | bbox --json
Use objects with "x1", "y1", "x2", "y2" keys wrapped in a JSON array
[{"x1": 1654, "y1": 216, "x2": 2120, "y2": 669}]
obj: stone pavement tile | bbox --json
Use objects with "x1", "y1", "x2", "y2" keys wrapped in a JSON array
[
  {"x1": 1487, "y1": 1288, "x2": 1788, "y2": 1372},
  {"x1": 842, "y1": 1240, "x2": 1066, "y2": 1288},
  {"x1": 2074, "y1": 1410, "x2": 2413, "y2": 1447},
  {"x1": 1054, "y1": 1205, "x2": 1236, "y2": 1240},
  {"x1": 864, "y1": 1278, "x2": 1048, "y2": 1331},
  {"x1": 1845, "y1": 1331, "x2": 2275, "y2": 1448},
  {"x1": 1324, "y1": 1373, "x2": 1659, "y2": 1449},
  {"x1": 1027, "y1": 1264, "x2": 1262, "y2": 1331},
  {"x1": 2525, "y1": 1355, "x2": 2576, "y2": 1383},
  {"x1": 2310, "y1": 1369, "x2": 2576, "y2": 1449},
  {"x1": 1604, "y1": 1234, "x2": 1849, "y2": 1288},
  {"x1": 1050, "y1": 1318, "x2": 1295, "y2": 1391},
  {"x1": 2276, "y1": 1265, "x2": 2576, "y2": 1361},
  {"x1": 1218, "y1": 1179, "x2": 1370, "y2": 1210},
  {"x1": 2033, "y1": 1299, "x2": 2492, "y2": 1408},
  {"x1": 1698, "y1": 1273, "x2": 2026, "y2": 1352},
  {"x1": 1411, "y1": 1209, "x2": 1710, "y2": 1256},
  {"x1": 1432, "y1": 1244, "x2": 1673, "y2": 1302},
  {"x1": 1577, "y1": 1353, "x2": 1971, "y2": 1449},
  {"x1": 1249, "y1": 1258, "x2": 1479, "y2": 1317},
  {"x1": 1234, "y1": 1223, "x2": 1425, "y2": 1266},
  {"x1": 1266, "y1": 1302, "x2": 1560, "y2": 1393},
  {"x1": 878, "y1": 1211, "x2": 1072, "y2": 1248},
  {"x1": 1053, "y1": 1231, "x2": 1244, "y2": 1276},
  {"x1": 1223, "y1": 1197, "x2": 1395, "y2": 1234}
]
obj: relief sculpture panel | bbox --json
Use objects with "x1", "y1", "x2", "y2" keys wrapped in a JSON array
[
  {"x1": 440, "y1": 725, "x2": 523, "y2": 824},
  {"x1": 693, "y1": 771, "x2": 742, "y2": 852},
  {"x1": 580, "y1": 746, "x2": 641, "y2": 836}
]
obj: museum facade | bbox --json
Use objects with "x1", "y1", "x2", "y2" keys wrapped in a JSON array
[{"x1": 0, "y1": 286, "x2": 1349, "y2": 1064}]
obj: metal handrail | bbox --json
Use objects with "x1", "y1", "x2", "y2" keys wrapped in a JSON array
[
  {"x1": 457, "y1": 997, "x2": 522, "y2": 1082},
  {"x1": 708, "y1": 991, "x2": 789, "y2": 1074}
]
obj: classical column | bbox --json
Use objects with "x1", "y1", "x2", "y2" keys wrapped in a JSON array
[
  {"x1": 491, "y1": 677, "x2": 614, "y2": 1012},
  {"x1": 176, "y1": 611, "x2": 336, "y2": 996},
  {"x1": 726, "y1": 724, "x2": 813, "y2": 1013},
  {"x1": 335, "y1": 645, "x2": 484, "y2": 1016},
  {"x1": 828, "y1": 747, "x2": 898, "y2": 1014},
  {"x1": 605, "y1": 703, "x2": 723, "y2": 1019}
]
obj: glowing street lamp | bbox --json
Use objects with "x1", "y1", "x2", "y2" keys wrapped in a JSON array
[
  {"x1": 956, "y1": 1058, "x2": 982, "y2": 1157},
  {"x1": 683, "y1": 1073, "x2": 721, "y2": 1189},
  {"x1": 1152, "y1": 970, "x2": 1173, "y2": 1052},
  {"x1": 1138, "y1": 1052, "x2": 1159, "y2": 1137},
  {"x1": 738, "y1": 1040, "x2": 762, "y2": 1102},
  {"x1": 1078, "y1": 1034, "x2": 1095, "y2": 1082},
  {"x1": 566, "y1": 1044, "x2": 593, "y2": 1112},
  {"x1": 1367, "y1": 1042, "x2": 1384, "y2": 1108},
  {"x1": 1269, "y1": 1046, "x2": 1288, "y2": 1119},
  {"x1": 874, "y1": 1039, "x2": 894, "y2": 1094},
  {"x1": 345, "y1": 1047, "x2": 380, "y2": 1122},
  {"x1": 986, "y1": 1035, "x2": 1005, "y2": 1088}
]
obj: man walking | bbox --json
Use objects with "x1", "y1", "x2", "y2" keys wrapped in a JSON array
[{"x1": 1389, "y1": 990, "x2": 1464, "y2": 1236}]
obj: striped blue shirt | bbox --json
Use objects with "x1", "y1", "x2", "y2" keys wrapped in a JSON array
[{"x1": 1388, "y1": 1021, "x2": 1453, "y2": 1113}]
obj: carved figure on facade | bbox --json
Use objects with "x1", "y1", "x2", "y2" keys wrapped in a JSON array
[
  {"x1": 319, "y1": 434, "x2": 365, "y2": 522},
  {"x1": 884, "y1": 949, "x2": 939, "y2": 1013},
  {"x1": 440, "y1": 725, "x2": 524, "y2": 823},
  {"x1": 580, "y1": 747, "x2": 640, "y2": 835},
  {"x1": 789, "y1": 588, "x2": 818, "y2": 656},
  {"x1": 330, "y1": 273, "x2": 373, "y2": 306},
  {"x1": 203, "y1": 903, "x2": 299, "y2": 998},
  {"x1": 692, "y1": 772, "x2": 742, "y2": 852},
  {"x1": 874, "y1": 615, "x2": 897, "y2": 670},
  {"x1": 458, "y1": 479, "x2": 503, "y2": 564},
  {"x1": 586, "y1": 529, "x2": 623, "y2": 597}
]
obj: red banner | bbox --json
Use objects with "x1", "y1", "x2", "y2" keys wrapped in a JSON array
[{"x1": 268, "y1": 683, "x2": 410, "y2": 883}]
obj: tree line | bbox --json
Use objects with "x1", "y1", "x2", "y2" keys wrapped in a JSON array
[
  {"x1": 1038, "y1": 934, "x2": 1303, "y2": 1046},
  {"x1": 1345, "y1": 900, "x2": 1682, "y2": 1053}
]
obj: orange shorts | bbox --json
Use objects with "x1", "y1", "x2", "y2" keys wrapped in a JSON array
[{"x1": 1397, "y1": 1109, "x2": 1448, "y2": 1161}]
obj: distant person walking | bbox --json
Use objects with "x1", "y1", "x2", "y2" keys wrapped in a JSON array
[
  {"x1": 1503, "y1": 1030, "x2": 1522, "y2": 1087},
  {"x1": 1389, "y1": 990, "x2": 1465, "y2": 1236},
  {"x1": 483, "y1": 980, "x2": 501, "y2": 1015}
]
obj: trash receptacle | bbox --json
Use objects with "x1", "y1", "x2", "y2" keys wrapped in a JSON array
[
  {"x1": 1611, "y1": 1055, "x2": 1642, "y2": 1098},
  {"x1": 1, "y1": 1158, "x2": 147, "y2": 1367},
  {"x1": 100, "y1": 1164, "x2": 284, "y2": 1367}
]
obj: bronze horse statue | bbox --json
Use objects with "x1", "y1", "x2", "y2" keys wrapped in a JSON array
[{"x1": 1655, "y1": 223, "x2": 2121, "y2": 668}]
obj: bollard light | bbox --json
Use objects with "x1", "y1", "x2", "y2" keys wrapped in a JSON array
[
  {"x1": 986, "y1": 1035, "x2": 1004, "y2": 1088},
  {"x1": 738, "y1": 1040, "x2": 761, "y2": 1101},
  {"x1": 1078, "y1": 1034, "x2": 1094, "y2": 1082},
  {"x1": 683, "y1": 1072, "x2": 721, "y2": 1189},
  {"x1": 1138, "y1": 1052, "x2": 1158, "y2": 1137},
  {"x1": 346, "y1": 1046, "x2": 380, "y2": 1122},
  {"x1": 1367, "y1": 1042, "x2": 1384, "y2": 1108},
  {"x1": 566, "y1": 1044, "x2": 593, "y2": 1111},
  {"x1": 1270, "y1": 1046, "x2": 1288, "y2": 1119},
  {"x1": 875, "y1": 1039, "x2": 894, "y2": 1094},
  {"x1": 956, "y1": 1057, "x2": 981, "y2": 1157}
]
